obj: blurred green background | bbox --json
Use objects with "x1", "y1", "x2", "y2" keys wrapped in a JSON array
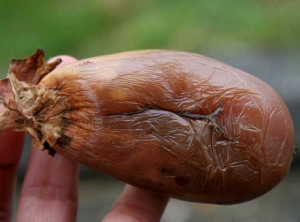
[
  {"x1": 0, "y1": 0, "x2": 299, "y2": 75},
  {"x1": 1, "y1": 1, "x2": 299, "y2": 221}
]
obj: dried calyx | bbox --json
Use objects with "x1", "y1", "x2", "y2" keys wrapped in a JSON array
[{"x1": 0, "y1": 49, "x2": 62, "y2": 152}]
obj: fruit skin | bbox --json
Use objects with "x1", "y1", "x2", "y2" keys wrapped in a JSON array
[{"x1": 0, "y1": 49, "x2": 295, "y2": 204}]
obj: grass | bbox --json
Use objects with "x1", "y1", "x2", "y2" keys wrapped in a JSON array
[{"x1": 0, "y1": 0, "x2": 299, "y2": 75}]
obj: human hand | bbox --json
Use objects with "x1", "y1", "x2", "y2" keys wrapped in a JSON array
[{"x1": 0, "y1": 55, "x2": 169, "y2": 222}]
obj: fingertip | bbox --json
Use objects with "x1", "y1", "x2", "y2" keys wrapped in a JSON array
[
  {"x1": 48, "y1": 55, "x2": 77, "y2": 67},
  {"x1": 103, "y1": 185, "x2": 169, "y2": 222},
  {"x1": 17, "y1": 146, "x2": 79, "y2": 222}
]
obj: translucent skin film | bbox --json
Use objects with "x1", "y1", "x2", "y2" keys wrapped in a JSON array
[{"x1": 0, "y1": 49, "x2": 295, "y2": 204}]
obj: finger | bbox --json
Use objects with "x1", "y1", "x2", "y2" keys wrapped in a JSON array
[
  {"x1": 102, "y1": 185, "x2": 169, "y2": 222},
  {"x1": 0, "y1": 105, "x2": 25, "y2": 222},
  {"x1": 16, "y1": 148, "x2": 79, "y2": 222},
  {"x1": 16, "y1": 56, "x2": 79, "y2": 222}
]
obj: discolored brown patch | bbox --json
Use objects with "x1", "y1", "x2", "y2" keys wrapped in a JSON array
[
  {"x1": 55, "y1": 132, "x2": 72, "y2": 148},
  {"x1": 160, "y1": 166, "x2": 175, "y2": 175},
  {"x1": 293, "y1": 147, "x2": 298, "y2": 158},
  {"x1": 14, "y1": 118, "x2": 32, "y2": 125},
  {"x1": 175, "y1": 177, "x2": 190, "y2": 186}
]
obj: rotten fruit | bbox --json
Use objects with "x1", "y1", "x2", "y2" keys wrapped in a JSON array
[{"x1": 0, "y1": 49, "x2": 295, "y2": 204}]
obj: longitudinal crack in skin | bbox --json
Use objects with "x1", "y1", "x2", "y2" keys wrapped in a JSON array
[{"x1": 109, "y1": 103, "x2": 228, "y2": 137}]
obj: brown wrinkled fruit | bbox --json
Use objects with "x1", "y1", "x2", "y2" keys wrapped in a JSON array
[{"x1": 0, "y1": 49, "x2": 295, "y2": 204}]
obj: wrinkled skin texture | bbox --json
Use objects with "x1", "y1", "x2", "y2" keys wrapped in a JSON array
[{"x1": 0, "y1": 49, "x2": 295, "y2": 204}]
